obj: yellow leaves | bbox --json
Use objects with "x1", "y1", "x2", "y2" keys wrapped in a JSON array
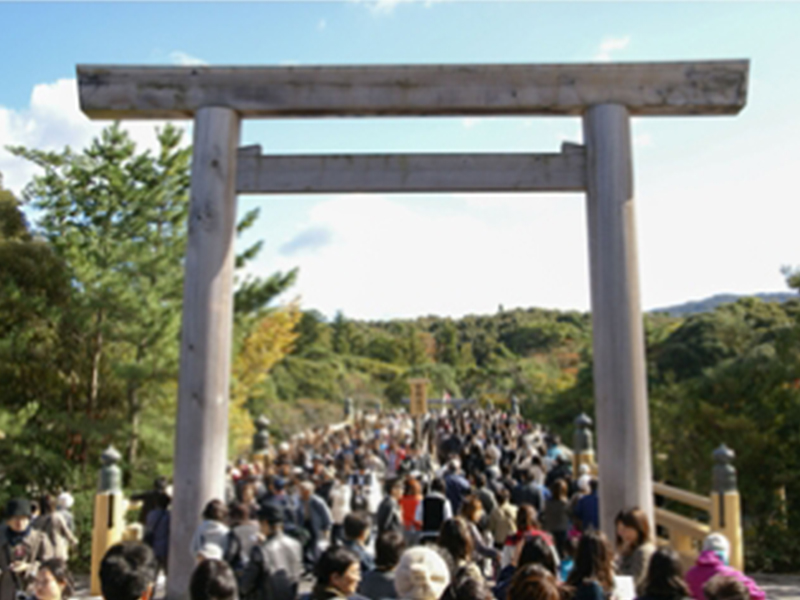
[{"x1": 229, "y1": 304, "x2": 302, "y2": 456}]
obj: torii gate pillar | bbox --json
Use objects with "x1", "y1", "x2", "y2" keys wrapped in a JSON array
[
  {"x1": 167, "y1": 107, "x2": 241, "y2": 599},
  {"x1": 584, "y1": 103, "x2": 654, "y2": 537}
]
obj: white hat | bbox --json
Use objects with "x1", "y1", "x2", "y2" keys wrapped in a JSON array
[
  {"x1": 702, "y1": 533, "x2": 730, "y2": 564},
  {"x1": 57, "y1": 492, "x2": 74, "y2": 509},
  {"x1": 197, "y1": 544, "x2": 224, "y2": 561},
  {"x1": 394, "y1": 547, "x2": 451, "y2": 600}
]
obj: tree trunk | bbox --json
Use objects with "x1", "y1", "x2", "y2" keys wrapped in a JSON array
[{"x1": 88, "y1": 311, "x2": 104, "y2": 417}]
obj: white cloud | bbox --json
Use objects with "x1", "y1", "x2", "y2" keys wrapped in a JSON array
[
  {"x1": 169, "y1": 51, "x2": 208, "y2": 67},
  {"x1": 260, "y1": 193, "x2": 590, "y2": 320},
  {"x1": 317, "y1": 18, "x2": 327, "y2": 31},
  {"x1": 633, "y1": 132, "x2": 653, "y2": 148},
  {"x1": 593, "y1": 36, "x2": 631, "y2": 62},
  {"x1": 0, "y1": 78, "x2": 190, "y2": 197},
  {"x1": 351, "y1": 0, "x2": 444, "y2": 16}
]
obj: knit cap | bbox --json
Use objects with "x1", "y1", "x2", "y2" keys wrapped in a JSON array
[{"x1": 394, "y1": 547, "x2": 451, "y2": 600}]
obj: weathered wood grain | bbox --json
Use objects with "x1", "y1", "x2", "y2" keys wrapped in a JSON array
[
  {"x1": 168, "y1": 107, "x2": 240, "y2": 600},
  {"x1": 77, "y1": 61, "x2": 749, "y2": 119},
  {"x1": 236, "y1": 146, "x2": 586, "y2": 193},
  {"x1": 583, "y1": 103, "x2": 654, "y2": 536}
]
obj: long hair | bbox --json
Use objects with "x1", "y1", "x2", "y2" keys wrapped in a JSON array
[
  {"x1": 566, "y1": 529, "x2": 615, "y2": 594},
  {"x1": 438, "y1": 518, "x2": 474, "y2": 562},
  {"x1": 508, "y1": 564, "x2": 561, "y2": 600},
  {"x1": 642, "y1": 548, "x2": 691, "y2": 599},
  {"x1": 518, "y1": 535, "x2": 557, "y2": 577},
  {"x1": 615, "y1": 507, "x2": 651, "y2": 549}
]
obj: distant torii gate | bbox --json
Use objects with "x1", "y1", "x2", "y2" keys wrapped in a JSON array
[{"x1": 77, "y1": 60, "x2": 748, "y2": 599}]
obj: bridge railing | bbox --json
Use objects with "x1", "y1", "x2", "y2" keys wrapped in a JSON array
[
  {"x1": 571, "y1": 414, "x2": 744, "y2": 571},
  {"x1": 654, "y1": 444, "x2": 743, "y2": 571}
]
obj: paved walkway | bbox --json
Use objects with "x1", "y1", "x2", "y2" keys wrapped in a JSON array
[{"x1": 752, "y1": 573, "x2": 800, "y2": 600}]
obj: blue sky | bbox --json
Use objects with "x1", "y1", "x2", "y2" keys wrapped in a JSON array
[{"x1": 1, "y1": 1, "x2": 798, "y2": 319}]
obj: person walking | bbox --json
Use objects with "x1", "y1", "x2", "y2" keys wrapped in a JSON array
[
  {"x1": 239, "y1": 503, "x2": 303, "y2": 600},
  {"x1": 0, "y1": 499, "x2": 53, "y2": 600}
]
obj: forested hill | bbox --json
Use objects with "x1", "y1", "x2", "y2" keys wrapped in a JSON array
[{"x1": 651, "y1": 292, "x2": 796, "y2": 316}]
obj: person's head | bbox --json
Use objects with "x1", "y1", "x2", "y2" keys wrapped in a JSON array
[
  {"x1": 518, "y1": 535, "x2": 557, "y2": 577},
  {"x1": 314, "y1": 547, "x2": 361, "y2": 596},
  {"x1": 257, "y1": 502, "x2": 284, "y2": 536},
  {"x1": 100, "y1": 542, "x2": 158, "y2": 600},
  {"x1": 550, "y1": 479, "x2": 568, "y2": 502},
  {"x1": 5, "y1": 498, "x2": 32, "y2": 533},
  {"x1": 34, "y1": 559, "x2": 74, "y2": 600},
  {"x1": 229, "y1": 502, "x2": 250, "y2": 526},
  {"x1": 441, "y1": 568, "x2": 493, "y2": 600},
  {"x1": 154, "y1": 477, "x2": 168, "y2": 493},
  {"x1": 344, "y1": 511, "x2": 371, "y2": 544},
  {"x1": 702, "y1": 533, "x2": 731, "y2": 566},
  {"x1": 566, "y1": 529, "x2": 614, "y2": 593},
  {"x1": 404, "y1": 478, "x2": 422, "y2": 497},
  {"x1": 202, "y1": 499, "x2": 228, "y2": 523},
  {"x1": 39, "y1": 495, "x2": 56, "y2": 516},
  {"x1": 615, "y1": 507, "x2": 651, "y2": 550},
  {"x1": 437, "y1": 518, "x2": 473, "y2": 563},
  {"x1": 473, "y1": 473, "x2": 486, "y2": 489},
  {"x1": 299, "y1": 481, "x2": 315, "y2": 501},
  {"x1": 394, "y1": 546, "x2": 451, "y2": 600},
  {"x1": 385, "y1": 477, "x2": 403, "y2": 500},
  {"x1": 703, "y1": 575, "x2": 751, "y2": 600},
  {"x1": 516, "y1": 504, "x2": 539, "y2": 531},
  {"x1": 375, "y1": 531, "x2": 405, "y2": 571},
  {"x1": 189, "y1": 559, "x2": 238, "y2": 600},
  {"x1": 56, "y1": 492, "x2": 74, "y2": 512},
  {"x1": 431, "y1": 478, "x2": 446, "y2": 495},
  {"x1": 642, "y1": 547, "x2": 690, "y2": 598},
  {"x1": 496, "y1": 487, "x2": 510, "y2": 506},
  {"x1": 508, "y1": 564, "x2": 560, "y2": 600},
  {"x1": 460, "y1": 495, "x2": 483, "y2": 524}
]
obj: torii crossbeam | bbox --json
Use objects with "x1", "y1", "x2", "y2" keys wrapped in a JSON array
[{"x1": 77, "y1": 60, "x2": 748, "y2": 600}]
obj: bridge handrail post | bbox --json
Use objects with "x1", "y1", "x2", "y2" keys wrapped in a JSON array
[
  {"x1": 573, "y1": 413, "x2": 596, "y2": 476},
  {"x1": 709, "y1": 444, "x2": 744, "y2": 571}
]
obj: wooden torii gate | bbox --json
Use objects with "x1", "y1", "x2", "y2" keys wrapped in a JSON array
[{"x1": 77, "y1": 60, "x2": 748, "y2": 598}]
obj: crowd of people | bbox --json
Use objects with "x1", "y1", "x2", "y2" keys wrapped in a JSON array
[{"x1": 0, "y1": 407, "x2": 767, "y2": 600}]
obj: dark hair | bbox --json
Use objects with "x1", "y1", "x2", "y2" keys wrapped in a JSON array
[
  {"x1": 384, "y1": 477, "x2": 402, "y2": 496},
  {"x1": 518, "y1": 535, "x2": 557, "y2": 576},
  {"x1": 375, "y1": 531, "x2": 405, "y2": 570},
  {"x1": 155, "y1": 492, "x2": 171, "y2": 510},
  {"x1": 431, "y1": 478, "x2": 446, "y2": 494},
  {"x1": 496, "y1": 488, "x2": 510, "y2": 505},
  {"x1": 642, "y1": 547, "x2": 690, "y2": 598},
  {"x1": 473, "y1": 473, "x2": 486, "y2": 489},
  {"x1": 39, "y1": 559, "x2": 75, "y2": 598},
  {"x1": 228, "y1": 503, "x2": 249, "y2": 524},
  {"x1": 39, "y1": 495, "x2": 55, "y2": 515},
  {"x1": 703, "y1": 575, "x2": 751, "y2": 600},
  {"x1": 460, "y1": 496, "x2": 483, "y2": 523},
  {"x1": 437, "y1": 518, "x2": 474, "y2": 562},
  {"x1": 615, "y1": 507, "x2": 651, "y2": 549},
  {"x1": 344, "y1": 511, "x2": 371, "y2": 541},
  {"x1": 441, "y1": 568, "x2": 493, "y2": 600},
  {"x1": 508, "y1": 564, "x2": 560, "y2": 600},
  {"x1": 190, "y1": 559, "x2": 238, "y2": 600},
  {"x1": 516, "y1": 504, "x2": 539, "y2": 531},
  {"x1": 202, "y1": 500, "x2": 228, "y2": 523},
  {"x1": 566, "y1": 529, "x2": 614, "y2": 594},
  {"x1": 550, "y1": 479, "x2": 568, "y2": 502},
  {"x1": 100, "y1": 542, "x2": 158, "y2": 600},
  {"x1": 314, "y1": 546, "x2": 359, "y2": 587}
]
